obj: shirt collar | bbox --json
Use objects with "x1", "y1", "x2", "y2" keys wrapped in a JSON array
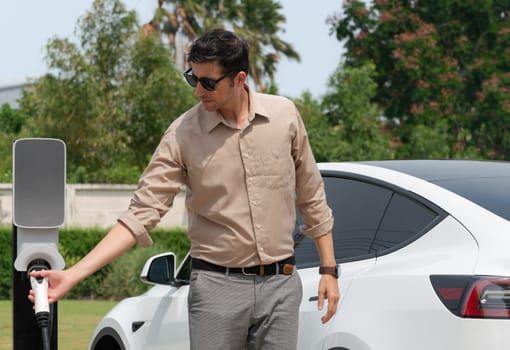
[{"x1": 204, "y1": 85, "x2": 272, "y2": 133}]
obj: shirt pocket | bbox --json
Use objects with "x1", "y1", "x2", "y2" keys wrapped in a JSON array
[{"x1": 252, "y1": 150, "x2": 295, "y2": 192}]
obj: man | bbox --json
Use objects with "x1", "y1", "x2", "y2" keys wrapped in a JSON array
[{"x1": 30, "y1": 28, "x2": 339, "y2": 350}]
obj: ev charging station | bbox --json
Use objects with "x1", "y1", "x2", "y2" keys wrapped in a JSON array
[{"x1": 12, "y1": 138, "x2": 66, "y2": 350}]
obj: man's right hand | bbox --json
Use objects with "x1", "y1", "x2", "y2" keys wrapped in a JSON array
[{"x1": 28, "y1": 269, "x2": 76, "y2": 304}]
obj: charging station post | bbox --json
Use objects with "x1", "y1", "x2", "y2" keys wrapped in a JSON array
[{"x1": 12, "y1": 138, "x2": 66, "y2": 350}]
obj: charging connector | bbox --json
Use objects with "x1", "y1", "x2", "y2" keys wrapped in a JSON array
[{"x1": 28, "y1": 259, "x2": 52, "y2": 350}]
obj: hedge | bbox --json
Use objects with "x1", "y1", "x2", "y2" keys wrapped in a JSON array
[{"x1": 0, "y1": 226, "x2": 190, "y2": 300}]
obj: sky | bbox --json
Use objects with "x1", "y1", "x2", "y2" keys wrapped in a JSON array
[{"x1": 0, "y1": 0, "x2": 344, "y2": 99}]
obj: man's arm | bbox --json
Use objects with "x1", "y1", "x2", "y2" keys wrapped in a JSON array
[
  {"x1": 314, "y1": 231, "x2": 340, "y2": 324},
  {"x1": 29, "y1": 222, "x2": 137, "y2": 304}
]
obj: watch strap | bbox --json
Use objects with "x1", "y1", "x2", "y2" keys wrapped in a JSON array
[{"x1": 319, "y1": 265, "x2": 339, "y2": 279}]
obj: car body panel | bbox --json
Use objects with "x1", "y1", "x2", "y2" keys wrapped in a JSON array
[
  {"x1": 90, "y1": 161, "x2": 510, "y2": 350},
  {"x1": 321, "y1": 215, "x2": 480, "y2": 350},
  {"x1": 141, "y1": 286, "x2": 189, "y2": 349},
  {"x1": 298, "y1": 257, "x2": 376, "y2": 349},
  {"x1": 89, "y1": 280, "x2": 190, "y2": 350}
]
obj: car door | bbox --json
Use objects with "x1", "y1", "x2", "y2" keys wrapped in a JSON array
[
  {"x1": 143, "y1": 255, "x2": 192, "y2": 350},
  {"x1": 296, "y1": 174, "x2": 394, "y2": 350},
  {"x1": 296, "y1": 171, "x2": 448, "y2": 350}
]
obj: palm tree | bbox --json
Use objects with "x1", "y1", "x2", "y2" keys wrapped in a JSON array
[{"x1": 145, "y1": 0, "x2": 300, "y2": 92}]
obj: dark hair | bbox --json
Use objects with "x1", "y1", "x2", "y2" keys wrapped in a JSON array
[{"x1": 187, "y1": 28, "x2": 249, "y2": 76}]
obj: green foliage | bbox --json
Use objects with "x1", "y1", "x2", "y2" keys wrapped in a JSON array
[
  {"x1": 397, "y1": 122, "x2": 450, "y2": 159},
  {"x1": 99, "y1": 243, "x2": 166, "y2": 300},
  {"x1": 0, "y1": 134, "x2": 13, "y2": 183},
  {"x1": 58, "y1": 228, "x2": 111, "y2": 299},
  {"x1": 294, "y1": 91, "x2": 341, "y2": 162},
  {"x1": 16, "y1": 0, "x2": 196, "y2": 184},
  {"x1": 0, "y1": 104, "x2": 27, "y2": 134},
  {"x1": 0, "y1": 104, "x2": 28, "y2": 182},
  {"x1": 322, "y1": 62, "x2": 394, "y2": 160},
  {"x1": 0, "y1": 226, "x2": 190, "y2": 300},
  {"x1": 296, "y1": 63, "x2": 394, "y2": 161},
  {"x1": 156, "y1": 0, "x2": 300, "y2": 92},
  {"x1": 0, "y1": 228, "x2": 12, "y2": 299},
  {"x1": 121, "y1": 33, "x2": 196, "y2": 167},
  {"x1": 333, "y1": 0, "x2": 510, "y2": 160}
]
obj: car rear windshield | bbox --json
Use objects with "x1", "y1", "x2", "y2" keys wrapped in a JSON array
[
  {"x1": 364, "y1": 160, "x2": 510, "y2": 222},
  {"x1": 431, "y1": 177, "x2": 510, "y2": 221}
]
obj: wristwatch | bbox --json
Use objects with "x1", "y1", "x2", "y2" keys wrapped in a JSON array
[{"x1": 319, "y1": 265, "x2": 339, "y2": 279}]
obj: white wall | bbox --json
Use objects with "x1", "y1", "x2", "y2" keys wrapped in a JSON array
[{"x1": 0, "y1": 183, "x2": 187, "y2": 229}]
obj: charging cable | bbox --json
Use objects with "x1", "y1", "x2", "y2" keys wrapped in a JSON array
[{"x1": 29, "y1": 260, "x2": 51, "y2": 350}]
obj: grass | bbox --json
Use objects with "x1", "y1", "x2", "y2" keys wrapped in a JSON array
[{"x1": 0, "y1": 299, "x2": 117, "y2": 350}]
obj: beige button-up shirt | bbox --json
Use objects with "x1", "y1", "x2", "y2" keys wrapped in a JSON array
[{"x1": 119, "y1": 87, "x2": 333, "y2": 267}]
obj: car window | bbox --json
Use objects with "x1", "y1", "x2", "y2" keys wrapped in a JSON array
[
  {"x1": 294, "y1": 174, "x2": 442, "y2": 268},
  {"x1": 295, "y1": 176, "x2": 392, "y2": 267},
  {"x1": 370, "y1": 193, "x2": 439, "y2": 254}
]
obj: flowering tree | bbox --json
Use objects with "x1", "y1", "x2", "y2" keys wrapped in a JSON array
[{"x1": 332, "y1": 0, "x2": 510, "y2": 159}]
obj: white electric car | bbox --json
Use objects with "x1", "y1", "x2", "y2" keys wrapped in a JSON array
[{"x1": 89, "y1": 160, "x2": 510, "y2": 350}]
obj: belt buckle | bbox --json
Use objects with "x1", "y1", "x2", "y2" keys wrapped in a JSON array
[
  {"x1": 241, "y1": 266, "x2": 258, "y2": 276},
  {"x1": 282, "y1": 263, "x2": 294, "y2": 275}
]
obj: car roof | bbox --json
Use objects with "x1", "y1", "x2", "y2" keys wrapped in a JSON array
[
  {"x1": 358, "y1": 159, "x2": 510, "y2": 181},
  {"x1": 323, "y1": 160, "x2": 510, "y2": 221}
]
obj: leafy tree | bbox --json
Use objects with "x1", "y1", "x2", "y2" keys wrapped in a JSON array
[
  {"x1": 0, "y1": 104, "x2": 27, "y2": 182},
  {"x1": 18, "y1": 0, "x2": 195, "y2": 183},
  {"x1": 332, "y1": 0, "x2": 510, "y2": 159},
  {"x1": 295, "y1": 63, "x2": 394, "y2": 162},
  {"x1": 0, "y1": 103, "x2": 27, "y2": 134},
  {"x1": 294, "y1": 91, "x2": 343, "y2": 162},
  {"x1": 0, "y1": 133, "x2": 13, "y2": 182},
  {"x1": 321, "y1": 62, "x2": 394, "y2": 160},
  {"x1": 396, "y1": 121, "x2": 449, "y2": 159},
  {"x1": 121, "y1": 31, "x2": 196, "y2": 167},
  {"x1": 146, "y1": 0, "x2": 300, "y2": 92}
]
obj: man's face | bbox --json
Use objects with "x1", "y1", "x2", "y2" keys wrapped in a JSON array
[{"x1": 187, "y1": 62, "x2": 236, "y2": 112}]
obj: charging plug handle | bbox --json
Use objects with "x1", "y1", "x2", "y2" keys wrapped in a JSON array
[{"x1": 28, "y1": 259, "x2": 51, "y2": 319}]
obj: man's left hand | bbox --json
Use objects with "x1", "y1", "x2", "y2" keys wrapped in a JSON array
[{"x1": 317, "y1": 274, "x2": 340, "y2": 323}]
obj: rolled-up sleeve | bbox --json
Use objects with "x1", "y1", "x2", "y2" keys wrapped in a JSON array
[{"x1": 118, "y1": 211, "x2": 154, "y2": 247}]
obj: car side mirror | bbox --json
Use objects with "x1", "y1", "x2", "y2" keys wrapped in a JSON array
[{"x1": 140, "y1": 252, "x2": 177, "y2": 285}]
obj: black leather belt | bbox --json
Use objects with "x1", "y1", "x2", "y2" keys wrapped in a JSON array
[{"x1": 191, "y1": 256, "x2": 295, "y2": 276}]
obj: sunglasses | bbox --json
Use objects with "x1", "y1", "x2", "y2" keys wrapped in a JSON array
[{"x1": 183, "y1": 68, "x2": 234, "y2": 91}]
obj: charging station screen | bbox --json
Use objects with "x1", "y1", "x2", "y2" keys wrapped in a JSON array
[{"x1": 13, "y1": 138, "x2": 66, "y2": 228}]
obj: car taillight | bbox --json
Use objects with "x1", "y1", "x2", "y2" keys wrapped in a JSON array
[{"x1": 430, "y1": 275, "x2": 510, "y2": 319}]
